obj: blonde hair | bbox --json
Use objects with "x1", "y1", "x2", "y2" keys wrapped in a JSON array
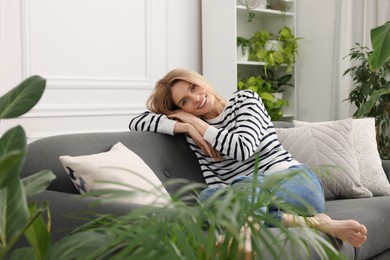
[{"x1": 147, "y1": 68, "x2": 223, "y2": 114}]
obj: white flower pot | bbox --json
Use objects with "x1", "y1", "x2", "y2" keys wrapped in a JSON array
[
  {"x1": 272, "y1": 92, "x2": 284, "y2": 100},
  {"x1": 237, "y1": 46, "x2": 249, "y2": 61},
  {"x1": 237, "y1": 0, "x2": 262, "y2": 9},
  {"x1": 265, "y1": 40, "x2": 284, "y2": 51}
]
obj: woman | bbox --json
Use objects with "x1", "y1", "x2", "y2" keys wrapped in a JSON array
[{"x1": 129, "y1": 68, "x2": 367, "y2": 248}]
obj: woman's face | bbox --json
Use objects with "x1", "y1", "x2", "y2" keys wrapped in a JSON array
[{"x1": 171, "y1": 80, "x2": 216, "y2": 118}]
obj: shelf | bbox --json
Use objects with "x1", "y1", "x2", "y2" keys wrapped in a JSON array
[
  {"x1": 237, "y1": 61, "x2": 266, "y2": 66},
  {"x1": 236, "y1": 5, "x2": 294, "y2": 18},
  {"x1": 282, "y1": 113, "x2": 295, "y2": 118},
  {"x1": 237, "y1": 61, "x2": 292, "y2": 67}
]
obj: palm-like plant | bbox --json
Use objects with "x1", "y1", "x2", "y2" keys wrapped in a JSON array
[{"x1": 44, "y1": 172, "x2": 343, "y2": 260}]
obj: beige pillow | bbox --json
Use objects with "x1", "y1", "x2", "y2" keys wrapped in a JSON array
[
  {"x1": 276, "y1": 119, "x2": 373, "y2": 200},
  {"x1": 294, "y1": 118, "x2": 390, "y2": 196},
  {"x1": 59, "y1": 142, "x2": 171, "y2": 206}
]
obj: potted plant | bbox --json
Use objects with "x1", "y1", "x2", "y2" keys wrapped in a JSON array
[
  {"x1": 267, "y1": 0, "x2": 289, "y2": 13},
  {"x1": 238, "y1": 75, "x2": 288, "y2": 120},
  {"x1": 237, "y1": 0, "x2": 262, "y2": 22},
  {"x1": 0, "y1": 76, "x2": 56, "y2": 259},
  {"x1": 249, "y1": 26, "x2": 300, "y2": 72},
  {"x1": 263, "y1": 69, "x2": 293, "y2": 94},
  {"x1": 237, "y1": 36, "x2": 251, "y2": 61},
  {"x1": 246, "y1": 27, "x2": 298, "y2": 110},
  {"x1": 343, "y1": 21, "x2": 390, "y2": 160},
  {"x1": 43, "y1": 171, "x2": 341, "y2": 259}
]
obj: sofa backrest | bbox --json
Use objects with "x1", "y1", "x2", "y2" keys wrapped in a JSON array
[{"x1": 22, "y1": 131, "x2": 204, "y2": 195}]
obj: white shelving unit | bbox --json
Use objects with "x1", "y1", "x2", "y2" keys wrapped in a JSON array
[{"x1": 202, "y1": 0, "x2": 297, "y2": 120}]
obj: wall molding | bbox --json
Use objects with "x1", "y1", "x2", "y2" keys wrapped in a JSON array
[
  {"x1": 27, "y1": 128, "x2": 129, "y2": 143},
  {"x1": 46, "y1": 76, "x2": 154, "y2": 90},
  {"x1": 23, "y1": 103, "x2": 147, "y2": 118},
  {"x1": 0, "y1": 1, "x2": 2, "y2": 43},
  {"x1": 20, "y1": 0, "x2": 154, "y2": 89}
]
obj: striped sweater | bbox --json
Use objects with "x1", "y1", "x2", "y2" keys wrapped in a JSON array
[{"x1": 129, "y1": 90, "x2": 299, "y2": 187}]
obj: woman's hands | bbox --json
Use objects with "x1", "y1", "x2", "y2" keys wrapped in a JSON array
[
  {"x1": 168, "y1": 110, "x2": 209, "y2": 136},
  {"x1": 170, "y1": 111, "x2": 222, "y2": 161}
]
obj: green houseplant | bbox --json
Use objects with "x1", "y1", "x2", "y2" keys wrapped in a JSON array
[
  {"x1": 249, "y1": 27, "x2": 300, "y2": 72},
  {"x1": 0, "y1": 76, "x2": 56, "y2": 259},
  {"x1": 343, "y1": 21, "x2": 390, "y2": 159},
  {"x1": 43, "y1": 171, "x2": 342, "y2": 260},
  {"x1": 267, "y1": 0, "x2": 289, "y2": 13},
  {"x1": 237, "y1": 36, "x2": 251, "y2": 61},
  {"x1": 237, "y1": 0, "x2": 261, "y2": 22},
  {"x1": 238, "y1": 75, "x2": 288, "y2": 121}
]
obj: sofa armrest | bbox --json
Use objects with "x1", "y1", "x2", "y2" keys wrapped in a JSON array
[{"x1": 383, "y1": 160, "x2": 390, "y2": 182}]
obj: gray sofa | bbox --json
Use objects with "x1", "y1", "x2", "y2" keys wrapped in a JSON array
[{"x1": 20, "y1": 122, "x2": 390, "y2": 259}]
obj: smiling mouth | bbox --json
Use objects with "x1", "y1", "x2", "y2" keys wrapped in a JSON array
[{"x1": 198, "y1": 96, "x2": 207, "y2": 109}]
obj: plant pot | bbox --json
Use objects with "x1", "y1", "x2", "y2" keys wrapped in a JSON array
[
  {"x1": 237, "y1": 46, "x2": 249, "y2": 61},
  {"x1": 264, "y1": 40, "x2": 283, "y2": 51},
  {"x1": 237, "y1": 0, "x2": 262, "y2": 8},
  {"x1": 272, "y1": 92, "x2": 283, "y2": 100},
  {"x1": 268, "y1": 0, "x2": 289, "y2": 12}
]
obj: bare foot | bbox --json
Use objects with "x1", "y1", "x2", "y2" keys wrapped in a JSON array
[{"x1": 309, "y1": 213, "x2": 367, "y2": 248}]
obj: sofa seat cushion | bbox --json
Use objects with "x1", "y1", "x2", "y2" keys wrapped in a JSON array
[{"x1": 325, "y1": 197, "x2": 390, "y2": 260}]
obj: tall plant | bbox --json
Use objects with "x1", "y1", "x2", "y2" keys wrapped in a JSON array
[
  {"x1": 344, "y1": 21, "x2": 390, "y2": 159},
  {"x1": 0, "y1": 76, "x2": 55, "y2": 259}
]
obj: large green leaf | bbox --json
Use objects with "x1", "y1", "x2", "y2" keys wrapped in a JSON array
[
  {"x1": 369, "y1": 22, "x2": 390, "y2": 70},
  {"x1": 0, "y1": 126, "x2": 27, "y2": 188},
  {"x1": 355, "y1": 89, "x2": 390, "y2": 118},
  {"x1": 22, "y1": 170, "x2": 56, "y2": 197},
  {"x1": 9, "y1": 248, "x2": 35, "y2": 260},
  {"x1": 0, "y1": 178, "x2": 29, "y2": 246},
  {"x1": 45, "y1": 230, "x2": 113, "y2": 260},
  {"x1": 0, "y1": 75, "x2": 46, "y2": 119},
  {"x1": 24, "y1": 203, "x2": 51, "y2": 260},
  {"x1": 0, "y1": 151, "x2": 24, "y2": 188}
]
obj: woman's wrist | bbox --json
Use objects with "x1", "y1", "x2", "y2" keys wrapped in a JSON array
[{"x1": 173, "y1": 122, "x2": 192, "y2": 135}]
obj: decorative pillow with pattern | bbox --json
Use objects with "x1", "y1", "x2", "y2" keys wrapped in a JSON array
[
  {"x1": 276, "y1": 119, "x2": 373, "y2": 200},
  {"x1": 294, "y1": 118, "x2": 390, "y2": 196},
  {"x1": 59, "y1": 142, "x2": 171, "y2": 206}
]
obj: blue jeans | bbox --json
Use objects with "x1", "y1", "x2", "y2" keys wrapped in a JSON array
[{"x1": 199, "y1": 165, "x2": 324, "y2": 223}]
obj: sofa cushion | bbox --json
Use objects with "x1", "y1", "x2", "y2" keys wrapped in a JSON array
[
  {"x1": 276, "y1": 119, "x2": 372, "y2": 200},
  {"x1": 59, "y1": 142, "x2": 171, "y2": 206},
  {"x1": 294, "y1": 118, "x2": 390, "y2": 196},
  {"x1": 325, "y1": 197, "x2": 390, "y2": 260}
]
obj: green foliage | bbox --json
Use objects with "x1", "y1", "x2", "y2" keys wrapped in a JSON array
[
  {"x1": 45, "y1": 175, "x2": 343, "y2": 260},
  {"x1": 0, "y1": 76, "x2": 46, "y2": 119},
  {"x1": 344, "y1": 43, "x2": 390, "y2": 159},
  {"x1": 249, "y1": 27, "x2": 301, "y2": 72},
  {"x1": 369, "y1": 21, "x2": 390, "y2": 70},
  {"x1": 0, "y1": 75, "x2": 56, "y2": 259},
  {"x1": 238, "y1": 75, "x2": 288, "y2": 121},
  {"x1": 237, "y1": 27, "x2": 298, "y2": 120},
  {"x1": 237, "y1": 36, "x2": 251, "y2": 56},
  {"x1": 263, "y1": 69, "x2": 293, "y2": 92}
]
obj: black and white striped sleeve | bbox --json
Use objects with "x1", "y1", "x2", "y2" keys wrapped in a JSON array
[
  {"x1": 203, "y1": 91, "x2": 271, "y2": 162},
  {"x1": 128, "y1": 111, "x2": 177, "y2": 135}
]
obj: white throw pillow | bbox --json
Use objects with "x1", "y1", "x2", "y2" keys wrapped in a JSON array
[
  {"x1": 59, "y1": 142, "x2": 171, "y2": 206},
  {"x1": 276, "y1": 119, "x2": 373, "y2": 200},
  {"x1": 294, "y1": 118, "x2": 390, "y2": 196}
]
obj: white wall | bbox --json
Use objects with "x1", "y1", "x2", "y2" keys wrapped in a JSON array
[
  {"x1": 295, "y1": 0, "x2": 336, "y2": 121},
  {"x1": 296, "y1": 0, "x2": 390, "y2": 121},
  {"x1": 0, "y1": 0, "x2": 201, "y2": 142}
]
